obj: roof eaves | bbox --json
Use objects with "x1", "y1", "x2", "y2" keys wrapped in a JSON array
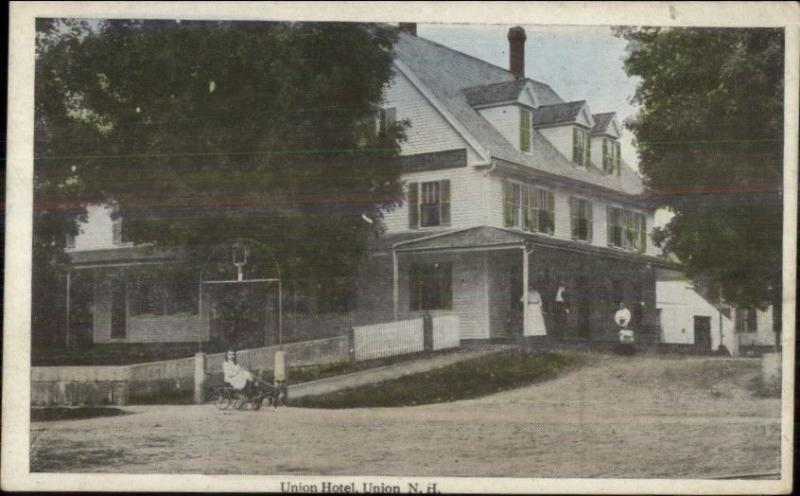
[{"x1": 393, "y1": 59, "x2": 492, "y2": 165}]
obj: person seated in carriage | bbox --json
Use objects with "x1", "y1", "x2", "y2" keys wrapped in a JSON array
[{"x1": 223, "y1": 350, "x2": 257, "y2": 398}]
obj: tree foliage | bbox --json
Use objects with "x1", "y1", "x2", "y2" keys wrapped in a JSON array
[
  {"x1": 34, "y1": 19, "x2": 406, "y2": 343},
  {"x1": 616, "y1": 27, "x2": 784, "y2": 310}
]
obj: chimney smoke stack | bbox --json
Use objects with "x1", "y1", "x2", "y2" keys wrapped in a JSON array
[
  {"x1": 508, "y1": 26, "x2": 526, "y2": 79},
  {"x1": 399, "y1": 23, "x2": 417, "y2": 36}
]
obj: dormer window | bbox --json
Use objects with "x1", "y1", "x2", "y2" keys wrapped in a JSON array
[
  {"x1": 602, "y1": 138, "x2": 622, "y2": 175},
  {"x1": 572, "y1": 127, "x2": 590, "y2": 167},
  {"x1": 519, "y1": 107, "x2": 532, "y2": 152}
]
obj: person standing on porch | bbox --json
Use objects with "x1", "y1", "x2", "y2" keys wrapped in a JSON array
[{"x1": 521, "y1": 287, "x2": 547, "y2": 336}]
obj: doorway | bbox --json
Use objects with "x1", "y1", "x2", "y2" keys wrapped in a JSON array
[{"x1": 694, "y1": 316, "x2": 712, "y2": 351}]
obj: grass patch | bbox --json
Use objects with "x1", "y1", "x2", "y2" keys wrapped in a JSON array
[
  {"x1": 293, "y1": 351, "x2": 579, "y2": 409},
  {"x1": 31, "y1": 407, "x2": 130, "y2": 422}
]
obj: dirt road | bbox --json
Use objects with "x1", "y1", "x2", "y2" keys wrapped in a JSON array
[{"x1": 31, "y1": 353, "x2": 782, "y2": 478}]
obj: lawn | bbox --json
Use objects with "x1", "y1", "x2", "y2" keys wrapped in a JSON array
[{"x1": 293, "y1": 350, "x2": 578, "y2": 408}]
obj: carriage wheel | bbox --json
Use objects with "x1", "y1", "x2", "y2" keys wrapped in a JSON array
[{"x1": 215, "y1": 391, "x2": 232, "y2": 410}]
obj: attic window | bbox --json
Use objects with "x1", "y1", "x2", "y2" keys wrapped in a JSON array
[
  {"x1": 572, "y1": 127, "x2": 590, "y2": 167},
  {"x1": 519, "y1": 107, "x2": 532, "y2": 152},
  {"x1": 602, "y1": 138, "x2": 622, "y2": 175},
  {"x1": 378, "y1": 107, "x2": 397, "y2": 135}
]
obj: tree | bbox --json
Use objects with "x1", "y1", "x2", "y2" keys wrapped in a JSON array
[
  {"x1": 34, "y1": 20, "x2": 406, "y2": 344},
  {"x1": 616, "y1": 27, "x2": 784, "y2": 333}
]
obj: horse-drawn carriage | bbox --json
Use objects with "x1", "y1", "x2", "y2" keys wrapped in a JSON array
[{"x1": 212, "y1": 379, "x2": 288, "y2": 411}]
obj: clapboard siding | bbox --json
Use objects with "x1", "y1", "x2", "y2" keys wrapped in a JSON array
[
  {"x1": 385, "y1": 70, "x2": 480, "y2": 164},
  {"x1": 538, "y1": 125, "x2": 573, "y2": 162},
  {"x1": 479, "y1": 105, "x2": 519, "y2": 149},
  {"x1": 382, "y1": 167, "x2": 491, "y2": 232},
  {"x1": 397, "y1": 251, "x2": 489, "y2": 340},
  {"x1": 486, "y1": 175, "x2": 658, "y2": 255}
]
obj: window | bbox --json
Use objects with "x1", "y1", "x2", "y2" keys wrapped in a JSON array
[
  {"x1": 410, "y1": 262, "x2": 453, "y2": 311},
  {"x1": 503, "y1": 181, "x2": 555, "y2": 234},
  {"x1": 519, "y1": 107, "x2": 532, "y2": 152},
  {"x1": 503, "y1": 181, "x2": 521, "y2": 227},
  {"x1": 378, "y1": 107, "x2": 397, "y2": 136},
  {"x1": 408, "y1": 180, "x2": 451, "y2": 228},
  {"x1": 112, "y1": 218, "x2": 123, "y2": 245},
  {"x1": 570, "y1": 197, "x2": 593, "y2": 242},
  {"x1": 735, "y1": 307, "x2": 758, "y2": 333},
  {"x1": 572, "y1": 127, "x2": 591, "y2": 167},
  {"x1": 607, "y1": 207, "x2": 646, "y2": 252},
  {"x1": 602, "y1": 138, "x2": 620, "y2": 174},
  {"x1": 66, "y1": 232, "x2": 76, "y2": 249}
]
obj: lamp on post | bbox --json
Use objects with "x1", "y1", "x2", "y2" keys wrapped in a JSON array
[{"x1": 232, "y1": 243, "x2": 249, "y2": 282}]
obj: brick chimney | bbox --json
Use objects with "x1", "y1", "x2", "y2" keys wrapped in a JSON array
[
  {"x1": 508, "y1": 26, "x2": 526, "y2": 79},
  {"x1": 398, "y1": 23, "x2": 417, "y2": 36}
]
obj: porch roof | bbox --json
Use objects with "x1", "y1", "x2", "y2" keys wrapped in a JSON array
[{"x1": 392, "y1": 225, "x2": 680, "y2": 269}]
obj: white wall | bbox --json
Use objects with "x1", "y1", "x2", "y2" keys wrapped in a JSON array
[
  {"x1": 656, "y1": 280, "x2": 737, "y2": 355},
  {"x1": 68, "y1": 204, "x2": 132, "y2": 251},
  {"x1": 382, "y1": 167, "x2": 493, "y2": 232},
  {"x1": 384, "y1": 69, "x2": 480, "y2": 164},
  {"x1": 734, "y1": 306, "x2": 777, "y2": 347},
  {"x1": 486, "y1": 175, "x2": 659, "y2": 256},
  {"x1": 478, "y1": 105, "x2": 520, "y2": 150}
]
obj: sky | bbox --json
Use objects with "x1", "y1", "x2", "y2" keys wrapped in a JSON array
[{"x1": 416, "y1": 23, "x2": 641, "y2": 168}]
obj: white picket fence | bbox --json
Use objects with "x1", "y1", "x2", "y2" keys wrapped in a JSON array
[
  {"x1": 432, "y1": 315, "x2": 460, "y2": 351},
  {"x1": 352, "y1": 315, "x2": 460, "y2": 361}
]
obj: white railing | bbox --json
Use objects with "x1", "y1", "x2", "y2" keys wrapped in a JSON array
[
  {"x1": 432, "y1": 315, "x2": 460, "y2": 350},
  {"x1": 353, "y1": 318, "x2": 424, "y2": 361}
]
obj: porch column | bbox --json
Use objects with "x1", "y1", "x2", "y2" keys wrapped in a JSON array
[
  {"x1": 392, "y1": 249, "x2": 399, "y2": 320},
  {"x1": 521, "y1": 246, "x2": 529, "y2": 338}
]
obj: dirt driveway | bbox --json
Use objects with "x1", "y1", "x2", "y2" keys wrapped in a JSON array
[{"x1": 30, "y1": 353, "x2": 782, "y2": 478}]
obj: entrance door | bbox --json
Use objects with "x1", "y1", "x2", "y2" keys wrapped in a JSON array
[
  {"x1": 110, "y1": 275, "x2": 127, "y2": 339},
  {"x1": 694, "y1": 316, "x2": 712, "y2": 350}
]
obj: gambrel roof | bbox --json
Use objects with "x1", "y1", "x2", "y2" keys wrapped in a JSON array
[{"x1": 393, "y1": 32, "x2": 644, "y2": 196}]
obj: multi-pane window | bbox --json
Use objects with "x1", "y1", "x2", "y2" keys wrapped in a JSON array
[
  {"x1": 735, "y1": 307, "x2": 758, "y2": 333},
  {"x1": 570, "y1": 197, "x2": 593, "y2": 242},
  {"x1": 410, "y1": 262, "x2": 453, "y2": 311},
  {"x1": 607, "y1": 207, "x2": 646, "y2": 252},
  {"x1": 572, "y1": 127, "x2": 591, "y2": 167},
  {"x1": 503, "y1": 181, "x2": 555, "y2": 234},
  {"x1": 519, "y1": 107, "x2": 532, "y2": 152},
  {"x1": 602, "y1": 138, "x2": 621, "y2": 175},
  {"x1": 408, "y1": 180, "x2": 451, "y2": 228}
]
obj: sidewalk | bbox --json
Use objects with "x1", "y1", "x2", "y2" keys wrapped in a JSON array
[{"x1": 289, "y1": 345, "x2": 510, "y2": 400}]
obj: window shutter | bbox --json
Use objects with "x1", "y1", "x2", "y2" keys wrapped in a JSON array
[
  {"x1": 607, "y1": 206, "x2": 614, "y2": 246},
  {"x1": 639, "y1": 214, "x2": 647, "y2": 253},
  {"x1": 439, "y1": 180, "x2": 451, "y2": 226},
  {"x1": 519, "y1": 108, "x2": 531, "y2": 152},
  {"x1": 408, "y1": 182, "x2": 419, "y2": 229},
  {"x1": 503, "y1": 182, "x2": 513, "y2": 227},
  {"x1": 584, "y1": 133, "x2": 591, "y2": 167},
  {"x1": 572, "y1": 127, "x2": 578, "y2": 164},
  {"x1": 547, "y1": 191, "x2": 555, "y2": 234},
  {"x1": 614, "y1": 141, "x2": 621, "y2": 175},
  {"x1": 602, "y1": 139, "x2": 609, "y2": 172},
  {"x1": 586, "y1": 201, "x2": 593, "y2": 242},
  {"x1": 569, "y1": 197, "x2": 577, "y2": 239},
  {"x1": 112, "y1": 219, "x2": 122, "y2": 245}
]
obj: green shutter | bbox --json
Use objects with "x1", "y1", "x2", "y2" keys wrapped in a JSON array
[
  {"x1": 572, "y1": 127, "x2": 578, "y2": 164},
  {"x1": 408, "y1": 182, "x2": 418, "y2": 229},
  {"x1": 503, "y1": 182, "x2": 513, "y2": 227},
  {"x1": 584, "y1": 133, "x2": 591, "y2": 167},
  {"x1": 547, "y1": 191, "x2": 555, "y2": 234},
  {"x1": 607, "y1": 206, "x2": 614, "y2": 246},
  {"x1": 569, "y1": 197, "x2": 577, "y2": 239},
  {"x1": 614, "y1": 142, "x2": 621, "y2": 175},
  {"x1": 602, "y1": 139, "x2": 609, "y2": 172},
  {"x1": 440, "y1": 180, "x2": 451, "y2": 226},
  {"x1": 586, "y1": 201, "x2": 593, "y2": 242},
  {"x1": 520, "y1": 108, "x2": 531, "y2": 152},
  {"x1": 639, "y1": 214, "x2": 647, "y2": 253}
]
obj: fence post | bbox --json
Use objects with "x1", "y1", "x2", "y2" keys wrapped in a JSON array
[
  {"x1": 348, "y1": 327, "x2": 356, "y2": 362},
  {"x1": 423, "y1": 312, "x2": 433, "y2": 351},
  {"x1": 194, "y1": 352, "x2": 207, "y2": 404}
]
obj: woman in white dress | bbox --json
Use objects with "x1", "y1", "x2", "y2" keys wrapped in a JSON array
[{"x1": 521, "y1": 288, "x2": 547, "y2": 336}]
